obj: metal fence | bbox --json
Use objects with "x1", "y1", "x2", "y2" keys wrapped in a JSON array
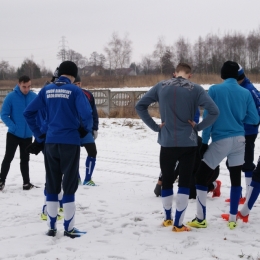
[{"x1": 0, "y1": 89, "x2": 12, "y2": 110}]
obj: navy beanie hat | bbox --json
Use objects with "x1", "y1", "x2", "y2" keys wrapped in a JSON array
[
  {"x1": 237, "y1": 64, "x2": 245, "y2": 81},
  {"x1": 221, "y1": 61, "x2": 239, "y2": 80},
  {"x1": 74, "y1": 75, "x2": 81, "y2": 83},
  {"x1": 58, "y1": 61, "x2": 78, "y2": 79}
]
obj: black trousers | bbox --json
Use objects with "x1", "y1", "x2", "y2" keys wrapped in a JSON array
[
  {"x1": 0, "y1": 132, "x2": 32, "y2": 184},
  {"x1": 242, "y1": 134, "x2": 257, "y2": 172},
  {"x1": 160, "y1": 146, "x2": 197, "y2": 189},
  {"x1": 44, "y1": 144, "x2": 80, "y2": 195}
]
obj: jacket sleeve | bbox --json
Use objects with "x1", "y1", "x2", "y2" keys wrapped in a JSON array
[
  {"x1": 135, "y1": 84, "x2": 161, "y2": 132},
  {"x1": 23, "y1": 90, "x2": 46, "y2": 138},
  {"x1": 90, "y1": 94, "x2": 99, "y2": 131},
  {"x1": 1, "y1": 94, "x2": 16, "y2": 132},
  {"x1": 75, "y1": 90, "x2": 93, "y2": 133},
  {"x1": 194, "y1": 87, "x2": 219, "y2": 135},
  {"x1": 244, "y1": 92, "x2": 260, "y2": 125},
  {"x1": 193, "y1": 108, "x2": 200, "y2": 123},
  {"x1": 250, "y1": 87, "x2": 260, "y2": 117}
]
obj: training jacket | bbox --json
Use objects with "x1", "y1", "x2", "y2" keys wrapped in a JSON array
[
  {"x1": 23, "y1": 76, "x2": 93, "y2": 145},
  {"x1": 135, "y1": 77, "x2": 219, "y2": 147},
  {"x1": 240, "y1": 77, "x2": 260, "y2": 135},
  {"x1": 82, "y1": 89, "x2": 99, "y2": 131},
  {"x1": 202, "y1": 78, "x2": 259, "y2": 144},
  {"x1": 1, "y1": 85, "x2": 37, "y2": 138}
]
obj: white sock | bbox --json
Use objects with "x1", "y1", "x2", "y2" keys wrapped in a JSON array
[
  {"x1": 174, "y1": 192, "x2": 189, "y2": 226},
  {"x1": 196, "y1": 187, "x2": 207, "y2": 220},
  {"x1": 63, "y1": 201, "x2": 76, "y2": 231},
  {"x1": 46, "y1": 201, "x2": 59, "y2": 230},
  {"x1": 245, "y1": 177, "x2": 252, "y2": 197}
]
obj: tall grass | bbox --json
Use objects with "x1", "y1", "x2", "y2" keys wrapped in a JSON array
[{"x1": 1, "y1": 73, "x2": 260, "y2": 89}]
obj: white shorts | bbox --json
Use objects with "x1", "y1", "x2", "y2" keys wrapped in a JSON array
[{"x1": 203, "y1": 136, "x2": 245, "y2": 169}]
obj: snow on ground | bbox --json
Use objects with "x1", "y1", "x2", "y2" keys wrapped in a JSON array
[{"x1": 1, "y1": 118, "x2": 260, "y2": 260}]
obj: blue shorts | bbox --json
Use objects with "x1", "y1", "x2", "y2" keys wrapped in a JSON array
[{"x1": 81, "y1": 132, "x2": 94, "y2": 145}]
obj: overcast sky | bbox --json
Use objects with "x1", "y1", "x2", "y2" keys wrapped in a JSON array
[{"x1": 1, "y1": 0, "x2": 260, "y2": 71}]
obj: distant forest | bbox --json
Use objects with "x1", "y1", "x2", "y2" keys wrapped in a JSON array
[{"x1": 1, "y1": 29, "x2": 260, "y2": 80}]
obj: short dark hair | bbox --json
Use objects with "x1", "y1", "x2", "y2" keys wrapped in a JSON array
[
  {"x1": 18, "y1": 75, "x2": 31, "y2": 83},
  {"x1": 175, "y1": 63, "x2": 192, "y2": 74}
]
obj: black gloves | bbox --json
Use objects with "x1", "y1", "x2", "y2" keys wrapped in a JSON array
[
  {"x1": 78, "y1": 126, "x2": 88, "y2": 138},
  {"x1": 26, "y1": 140, "x2": 44, "y2": 155},
  {"x1": 199, "y1": 143, "x2": 208, "y2": 159}
]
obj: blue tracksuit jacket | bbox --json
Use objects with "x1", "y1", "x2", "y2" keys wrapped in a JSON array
[
  {"x1": 1, "y1": 85, "x2": 37, "y2": 138},
  {"x1": 202, "y1": 78, "x2": 259, "y2": 143},
  {"x1": 23, "y1": 76, "x2": 93, "y2": 145},
  {"x1": 240, "y1": 77, "x2": 260, "y2": 135}
]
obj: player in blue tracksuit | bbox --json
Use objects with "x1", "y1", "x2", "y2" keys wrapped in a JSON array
[
  {"x1": 26, "y1": 74, "x2": 64, "y2": 220},
  {"x1": 73, "y1": 75, "x2": 99, "y2": 186},
  {"x1": 24, "y1": 61, "x2": 93, "y2": 238},
  {"x1": 237, "y1": 65, "x2": 260, "y2": 200}
]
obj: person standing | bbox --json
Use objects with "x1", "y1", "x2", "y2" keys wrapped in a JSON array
[
  {"x1": 73, "y1": 75, "x2": 99, "y2": 186},
  {"x1": 187, "y1": 61, "x2": 259, "y2": 230},
  {"x1": 24, "y1": 61, "x2": 93, "y2": 238},
  {"x1": 136, "y1": 63, "x2": 219, "y2": 232},
  {"x1": 0, "y1": 75, "x2": 37, "y2": 191},
  {"x1": 225, "y1": 65, "x2": 260, "y2": 204}
]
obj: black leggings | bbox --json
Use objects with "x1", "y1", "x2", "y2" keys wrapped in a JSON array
[
  {"x1": 197, "y1": 161, "x2": 241, "y2": 187},
  {"x1": 82, "y1": 143, "x2": 97, "y2": 158},
  {"x1": 160, "y1": 146, "x2": 197, "y2": 189},
  {"x1": 0, "y1": 132, "x2": 32, "y2": 184}
]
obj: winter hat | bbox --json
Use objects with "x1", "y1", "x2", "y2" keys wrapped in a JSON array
[
  {"x1": 53, "y1": 67, "x2": 59, "y2": 78},
  {"x1": 58, "y1": 61, "x2": 78, "y2": 79},
  {"x1": 237, "y1": 64, "x2": 245, "y2": 81},
  {"x1": 221, "y1": 61, "x2": 239, "y2": 80},
  {"x1": 74, "y1": 75, "x2": 81, "y2": 83}
]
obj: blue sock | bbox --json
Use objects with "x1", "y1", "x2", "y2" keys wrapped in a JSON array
[
  {"x1": 161, "y1": 189, "x2": 174, "y2": 220},
  {"x1": 241, "y1": 180, "x2": 260, "y2": 216},
  {"x1": 174, "y1": 187, "x2": 189, "y2": 227},
  {"x1": 84, "y1": 156, "x2": 96, "y2": 182},
  {"x1": 247, "y1": 181, "x2": 260, "y2": 209},
  {"x1": 230, "y1": 186, "x2": 242, "y2": 216}
]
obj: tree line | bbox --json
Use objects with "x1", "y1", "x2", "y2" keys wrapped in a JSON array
[{"x1": 1, "y1": 28, "x2": 260, "y2": 80}]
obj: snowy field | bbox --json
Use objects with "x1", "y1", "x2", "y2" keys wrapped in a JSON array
[{"x1": 1, "y1": 116, "x2": 260, "y2": 260}]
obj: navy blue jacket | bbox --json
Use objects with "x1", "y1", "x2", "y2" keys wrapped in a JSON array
[
  {"x1": 23, "y1": 76, "x2": 93, "y2": 145},
  {"x1": 82, "y1": 89, "x2": 99, "y2": 131},
  {"x1": 240, "y1": 77, "x2": 260, "y2": 135}
]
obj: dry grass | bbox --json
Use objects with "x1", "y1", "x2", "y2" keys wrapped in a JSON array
[
  {"x1": 2, "y1": 73, "x2": 260, "y2": 89},
  {"x1": 108, "y1": 107, "x2": 139, "y2": 119},
  {"x1": 98, "y1": 106, "x2": 160, "y2": 119}
]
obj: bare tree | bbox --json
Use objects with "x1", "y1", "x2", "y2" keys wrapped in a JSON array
[
  {"x1": 153, "y1": 36, "x2": 166, "y2": 74},
  {"x1": 0, "y1": 60, "x2": 10, "y2": 80},
  {"x1": 247, "y1": 30, "x2": 260, "y2": 72},
  {"x1": 104, "y1": 32, "x2": 132, "y2": 75},
  {"x1": 174, "y1": 37, "x2": 192, "y2": 65},
  {"x1": 141, "y1": 54, "x2": 155, "y2": 74}
]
